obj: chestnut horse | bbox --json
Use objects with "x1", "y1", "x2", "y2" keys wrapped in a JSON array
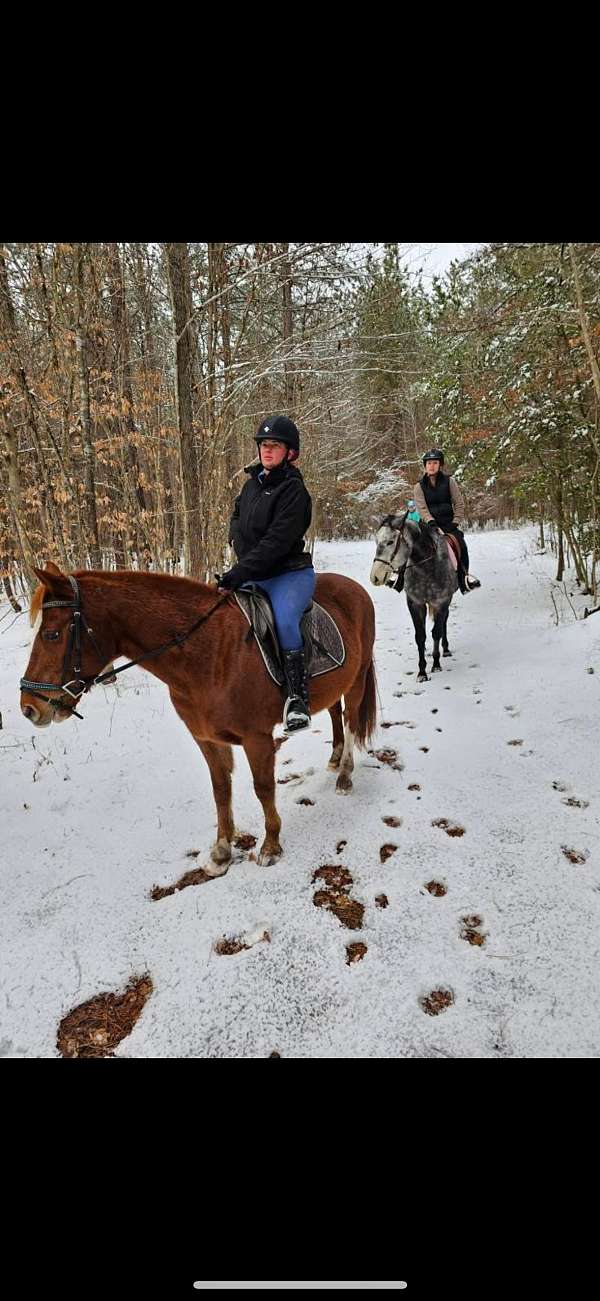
[{"x1": 20, "y1": 563, "x2": 377, "y2": 870}]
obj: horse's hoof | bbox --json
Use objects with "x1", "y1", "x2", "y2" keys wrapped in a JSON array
[
  {"x1": 417, "y1": 673, "x2": 428, "y2": 683},
  {"x1": 257, "y1": 842, "x2": 283, "y2": 867},
  {"x1": 209, "y1": 838, "x2": 232, "y2": 869},
  {"x1": 335, "y1": 775, "x2": 353, "y2": 794},
  {"x1": 432, "y1": 663, "x2": 442, "y2": 673},
  {"x1": 442, "y1": 649, "x2": 452, "y2": 657},
  {"x1": 205, "y1": 858, "x2": 230, "y2": 878}
]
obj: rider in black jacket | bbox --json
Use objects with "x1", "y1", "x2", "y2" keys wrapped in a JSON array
[{"x1": 216, "y1": 416, "x2": 315, "y2": 733}]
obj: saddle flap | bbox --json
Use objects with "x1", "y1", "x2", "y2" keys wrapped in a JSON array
[
  {"x1": 444, "y1": 535, "x2": 460, "y2": 570},
  {"x1": 234, "y1": 590, "x2": 345, "y2": 688}
]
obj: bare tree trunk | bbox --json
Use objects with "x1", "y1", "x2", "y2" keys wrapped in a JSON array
[
  {"x1": 0, "y1": 422, "x2": 37, "y2": 585},
  {"x1": 279, "y1": 242, "x2": 295, "y2": 408},
  {"x1": 164, "y1": 242, "x2": 203, "y2": 576},
  {"x1": 0, "y1": 245, "x2": 69, "y2": 570},
  {"x1": 106, "y1": 242, "x2": 152, "y2": 567},
  {"x1": 75, "y1": 245, "x2": 101, "y2": 567}
]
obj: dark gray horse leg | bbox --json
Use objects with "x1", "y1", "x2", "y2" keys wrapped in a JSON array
[
  {"x1": 408, "y1": 599, "x2": 428, "y2": 681},
  {"x1": 442, "y1": 603, "x2": 452, "y2": 656},
  {"x1": 431, "y1": 603, "x2": 449, "y2": 672}
]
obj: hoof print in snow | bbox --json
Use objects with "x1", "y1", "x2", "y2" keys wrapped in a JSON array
[
  {"x1": 382, "y1": 815, "x2": 402, "y2": 827},
  {"x1": 507, "y1": 739, "x2": 524, "y2": 746},
  {"x1": 425, "y1": 880, "x2": 447, "y2": 897},
  {"x1": 151, "y1": 865, "x2": 214, "y2": 900},
  {"x1": 562, "y1": 797, "x2": 589, "y2": 809},
  {"x1": 215, "y1": 927, "x2": 271, "y2": 956},
  {"x1": 552, "y1": 781, "x2": 568, "y2": 791},
  {"x1": 561, "y1": 846, "x2": 590, "y2": 865},
  {"x1": 460, "y1": 914, "x2": 487, "y2": 946},
  {"x1": 346, "y1": 942, "x2": 367, "y2": 965},
  {"x1": 419, "y1": 746, "x2": 429, "y2": 753},
  {"x1": 214, "y1": 937, "x2": 247, "y2": 956},
  {"x1": 312, "y1": 864, "x2": 353, "y2": 889},
  {"x1": 370, "y1": 747, "x2": 403, "y2": 771},
  {"x1": 420, "y1": 988, "x2": 454, "y2": 1016},
  {"x1": 336, "y1": 839, "x2": 348, "y2": 854},
  {"x1": 408, "y1": 783, "x2": 421, "y2": 792},
  {"x1": 431, "y1": 708, "x2": 439, "y2": 714},
  {"x1": 57, "y1": 975, "x2": 153, "y2": 1058},
  {"x1": 375, "y1": 893, "x2": 389, "y2": 908},
  {"x1": 277, "y1": 772, "x2": 301, "y2": 784},
  {"x1": 313, "y1": 888, "x2": 364, "y2": 931},
  {"x1": 296, "y1": 797, "x2": 315, "y2": 806},
  {"x1": 429, "y1": 817, "x2": 463, "y2": 837},
  {"x1": 380, "y1": 843, "x2": 398, "y2": 863},
  {"x1": 233, "y1": 833, "x2": 258, "y2": 851}
]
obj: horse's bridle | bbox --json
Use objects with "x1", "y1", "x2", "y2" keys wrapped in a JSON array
[
  {"x1": 20, "y1": 576, "x2": 110, "y2": 719},
  {"x1": 377, "y1": 512, "x2": 437, "y2": 583},
  {"x1": 20, "y1": 575, "x2": 231, "y2": 721}
]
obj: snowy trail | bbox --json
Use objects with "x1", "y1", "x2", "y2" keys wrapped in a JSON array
[{"x1": 1, "y1": 527, "x2": 599, "y2": 1058}]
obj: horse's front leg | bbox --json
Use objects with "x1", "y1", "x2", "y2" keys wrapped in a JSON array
[
  {"x1": 408, "y1": 599, "x2": 428, "y2": 682},
  {"x1": 197, "y1": 740, "x2": 235, "y2": 875},
  {"x1": 243, "y1": 732, "x2": 282, "y2": 866}
]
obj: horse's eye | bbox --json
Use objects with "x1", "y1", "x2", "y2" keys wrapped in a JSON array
[{"x1": 42, "y1": 630, "x2": 60, "y2": 641}]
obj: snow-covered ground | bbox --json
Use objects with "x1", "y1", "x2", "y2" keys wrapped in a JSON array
[{"x1": 1, "y1": 528, "x2": 599, "y2": 1058}]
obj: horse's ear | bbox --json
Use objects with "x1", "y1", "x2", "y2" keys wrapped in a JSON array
[{"x1": 33, "y1": 564, "x2": 72, "y2": 598}]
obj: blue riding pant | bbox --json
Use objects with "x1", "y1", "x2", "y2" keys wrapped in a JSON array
[{"x1": 242, "y1": 568, "x2": 316, "y2": 651}]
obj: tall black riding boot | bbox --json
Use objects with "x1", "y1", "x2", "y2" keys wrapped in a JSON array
[{"x1": 282, "y1": 647, "x2": 311, "y2": 733}]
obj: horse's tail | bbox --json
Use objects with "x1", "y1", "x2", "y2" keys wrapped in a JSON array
[{"x1": 356, "y1": 658, "x2": 377, "y2": 748}]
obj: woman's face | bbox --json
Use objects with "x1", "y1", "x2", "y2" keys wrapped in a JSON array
[{"x1": 259, "y1": 439, "x2": 289, "y2": 471}]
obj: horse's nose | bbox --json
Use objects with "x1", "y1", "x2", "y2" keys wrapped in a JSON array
[{"x1": 21, "y1": 701, "x2": 40, "y2": 723}]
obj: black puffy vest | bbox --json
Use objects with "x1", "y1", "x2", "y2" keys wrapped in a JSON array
[{"x1": 420, "y1": 472, "x2": 453, "y2": 529}]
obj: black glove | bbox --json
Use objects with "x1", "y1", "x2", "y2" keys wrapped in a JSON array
[
  {"x1": 216, "y1": 567, "x2": 245, "y2": 590},
  {"x1": 426, "y1": 518, "x2": 438, "y2": 529}
]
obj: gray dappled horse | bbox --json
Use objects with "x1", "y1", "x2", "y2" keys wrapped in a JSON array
[{"x1": 370, "y1": 513, "x2": 458, "y2": 682}]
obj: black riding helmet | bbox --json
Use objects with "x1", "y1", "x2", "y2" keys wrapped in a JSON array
[
  {"x1": 256, "y1": 415, "x2": 300, "y2": 453},
  {"x1": 422, "y1": 448, "x2": 445, "y2": 466}
]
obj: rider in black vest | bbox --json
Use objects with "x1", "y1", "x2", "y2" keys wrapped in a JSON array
[
  {"x1": 394, "y1": 449, "x2": 481, "y2": 594},
  {"x1": 415, "y1": 449, "x2": 480, "y2": 593}
]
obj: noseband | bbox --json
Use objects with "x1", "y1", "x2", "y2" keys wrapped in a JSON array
[{"x1": 20, "y1": 576, "x2": 109, "y2": 719}]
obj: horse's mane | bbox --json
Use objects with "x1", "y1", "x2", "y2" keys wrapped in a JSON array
[
  {"x1": 29, "y1": 584, "x2": 44, "y2": 626},
  {"x1": 73, "y1": 569, "x2": 214, "y2": 596}
]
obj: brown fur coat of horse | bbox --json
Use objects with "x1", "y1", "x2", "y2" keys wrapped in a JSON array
[{"x1": 21, "y1": 565, "x2": 377, "y2": 869}]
